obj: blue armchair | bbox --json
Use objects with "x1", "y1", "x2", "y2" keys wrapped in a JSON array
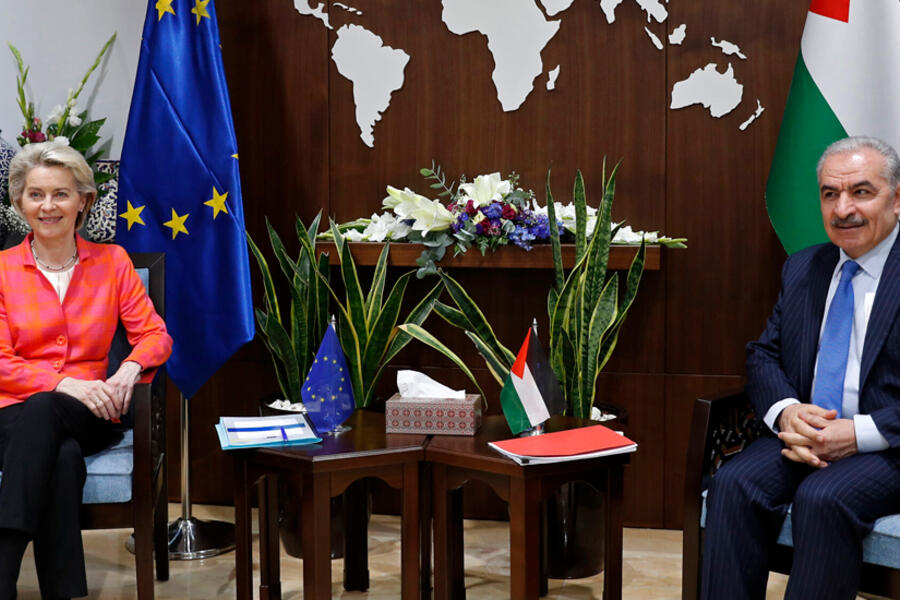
[{"x1": 79, "y1": 251, "x2": 169, "y2": 599}]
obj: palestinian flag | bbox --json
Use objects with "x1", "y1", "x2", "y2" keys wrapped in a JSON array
[
  {"x1": 499, "y1": 328, "x2": 564, "y2": 434},
  {"x1": 766, "y1": 0, "x2": 900, "y2": 255}
]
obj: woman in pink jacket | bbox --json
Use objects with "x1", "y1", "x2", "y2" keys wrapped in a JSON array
[{"x1": 0, "y1": 142, "x2": 172, "y2": 599}]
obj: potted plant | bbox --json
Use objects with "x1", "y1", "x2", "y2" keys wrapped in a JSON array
[
  {"x1": 316, "y1": 220, "x2": 479, "y2": 407},
  {"x1": 405, "y1": 163, "x2": 647, "y2": 578}
]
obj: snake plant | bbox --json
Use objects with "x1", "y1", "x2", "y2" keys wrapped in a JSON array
[
  {"x1": 545, "y1": 163, "x2": 645, "y2": 418},
  {"x1": 247, "y1": 213, "x2": 331, "y2": 406},
  {"x1": 316, "y1": 221, "x2": 454, "y2": 407}
]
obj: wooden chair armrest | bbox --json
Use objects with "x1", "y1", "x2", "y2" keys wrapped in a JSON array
[
  {"x1": 682, "y1": 386, "x2": 751, "y2": 600},
  {"x1": 131, "y1": 373, "x2": 166, "y2": 485},
  {"x1": 137, "y1": 367, "x2": 159, "y2": 385}
]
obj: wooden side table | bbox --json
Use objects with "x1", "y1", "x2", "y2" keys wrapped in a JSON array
[
  {"x1": 232, "y1": 410, "x2": 427, "y2": 600},
  {"x1": 425, "y1": 415, "x2": 630, "y2": 600}
]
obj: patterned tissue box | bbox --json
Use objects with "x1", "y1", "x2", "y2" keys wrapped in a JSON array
[{"x1": 385, "y1": 393, "x2": 482, "y2": 436}]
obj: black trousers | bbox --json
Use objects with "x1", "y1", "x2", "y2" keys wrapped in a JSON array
[
  {"x1": 0, "y1": 392, "x2": 116, "y2": 599},
  {"x1": 702, "y1": 435, "x2": 900, "y2": 600}
]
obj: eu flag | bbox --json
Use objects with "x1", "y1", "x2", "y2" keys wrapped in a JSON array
[
  {"x1": 117, "y1": 0, "x2": 254, "y2": 398},
  {"x1": 301, "y1": 325, "x2": 355, "y2": 434}
]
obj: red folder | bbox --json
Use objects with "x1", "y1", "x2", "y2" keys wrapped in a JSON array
[{"x1": 491, "y1": 424, "x2": 636, "y2": 458}]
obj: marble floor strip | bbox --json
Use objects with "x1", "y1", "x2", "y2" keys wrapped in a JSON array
[{"x1": 15, "y1": 504, "x2": 802, "y2": 599}]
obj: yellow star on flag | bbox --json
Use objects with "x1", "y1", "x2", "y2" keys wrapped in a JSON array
[
  {"x1": 232, "y1": 153, "x2": 239, "y2": 159},
  {"x1": 204, "y1": 187, "x2": 229, "y2": 220},
  {"x1": 191, "y1": 0, "x2": 210, "y2": 25},
  {"x1": 155, "y1": 0, "x2": 175, "y2": 20},
  {"x1": 119, "y1": 200, "x2": 146, "y2": 231},
  {"x1": 163, "y1": 208, "x2": 190, "y2": 239}
]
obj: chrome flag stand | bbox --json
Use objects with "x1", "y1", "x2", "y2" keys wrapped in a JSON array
[{"x1": 167, "y1": 393, "x2": 234, "y2": 559}]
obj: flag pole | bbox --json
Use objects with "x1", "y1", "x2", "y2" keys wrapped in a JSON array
[
  {"x1": 166, "y1": 392, "x2": 235, "y2": 559},
  {"x1": 527, "y1": 317, "x2": 544, "y2": 436}
]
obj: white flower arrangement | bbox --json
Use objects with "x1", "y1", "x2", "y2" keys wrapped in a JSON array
[
  {"x1": 326, "y1": 163, "x2": 687, "y2": 279},
  {"x1": 531, "y1": 200, "x2": 685, "y2": 247}
]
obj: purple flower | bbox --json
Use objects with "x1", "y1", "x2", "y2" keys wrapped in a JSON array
[
  {"x1": 509, "y1": 225, "x2": 536, "y2": 250},
  {"x1": 481, "y1": 202, "x2": 503, "y2": 220},
  {"x1": 529, "y1": 214, "x2": 551, "y2": 240}
]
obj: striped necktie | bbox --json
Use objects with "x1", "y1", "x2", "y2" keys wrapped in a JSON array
[{"x1": 811, "y1": 260, "x2": 860, "y2": 416}]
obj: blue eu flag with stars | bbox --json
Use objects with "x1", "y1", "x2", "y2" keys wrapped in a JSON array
[
  {"x1": 302, "y1": 324, "x2": 355, "y2": 433},
  {"x1": 117, "y1": 0, "x2": 254, "y2": 398}
]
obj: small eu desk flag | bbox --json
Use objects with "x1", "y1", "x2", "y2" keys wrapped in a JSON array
[
  {"x1": 117, "y1": 0, "x2": 254, "y2": 398},
  {"x1": 302, "y1": 324, "x2": 355, "y2": 434}
]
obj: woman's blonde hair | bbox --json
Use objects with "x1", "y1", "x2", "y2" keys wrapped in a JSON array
[{"x1": 8, "y1": 141, "x2": 97, "y2": 230}]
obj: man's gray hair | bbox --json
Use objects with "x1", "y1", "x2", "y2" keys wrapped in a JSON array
[{"x1": 817, "y1": 136, "x2": 900, "y2": 189}]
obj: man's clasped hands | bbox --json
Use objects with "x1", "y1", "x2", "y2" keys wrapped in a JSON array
[{"x1": 778, "y1": 404, "x2": 858, "y2": 468}]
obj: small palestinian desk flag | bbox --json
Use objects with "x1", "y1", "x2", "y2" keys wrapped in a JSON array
[
  {"x1": 500, "y1": 326, "x2": 564, "y2": 434},
  {"x1": 301, "y1": 323, "x2": 355, "y2": 434}
]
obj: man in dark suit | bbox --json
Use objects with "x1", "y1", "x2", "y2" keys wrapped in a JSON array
[{"x1": 702, "y1": 136, "x2": 900, "y2": 600}]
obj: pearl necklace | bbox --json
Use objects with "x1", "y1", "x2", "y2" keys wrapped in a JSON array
[{"x1": 31, "y1": 240, "x2": 78, "y2": 272}]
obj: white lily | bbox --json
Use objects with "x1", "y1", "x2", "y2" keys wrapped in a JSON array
[
  {"x1": 383, "y1": 185, "x2": 432, "y2": 220},
  {"x1": 409, "y1": 199, "x2": 454, "y2": 234},
  {"x1": 67, "y1": 112, "x2": 82, "y2": 127},
  {"x1": 52, "y1": 136, "x2": 70, "y2": 147},
  {"x1": 46, "y1": 104, "x2": 65, "y2": 125},
  {"x1": 613, "y1": 225, "x2": 659, "y2": 243},
  {"x1": 531, "y1": 201, "x2": 598, "y2": 236},
  {"x1": 365, "y1": 212, "x2": 411, "y2": 242},
  {"x1": 457, "y1": 172, "x2": 511, "y2": 208}
]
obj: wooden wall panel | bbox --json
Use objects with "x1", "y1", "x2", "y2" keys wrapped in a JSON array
[
  {"x1": 325, "y1": 0, "x2": 666, "y2": 231},
  {"x1": 663, "y1": 374, "x2": 744, "y2": 529},
  {"x1": 664, "y1": 2, "x2": 806, "y2": 376},
  {"x1": 218, "y1": 0, "x2": 331, "y2": 235},
  {"x1": 597, "y1": 373, "x2": 666, "y2": 527},
  {"x1": 169, "y1": 0, "x2": 818, "y2": 531}
]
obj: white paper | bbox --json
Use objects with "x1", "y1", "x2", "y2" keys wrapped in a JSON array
[{"x1": 220, "y1": 415, "x2": 318, "y2": 445}]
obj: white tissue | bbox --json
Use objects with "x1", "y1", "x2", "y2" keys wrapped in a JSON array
[{"x1": 397, "y1": 370, "x2": 465, "y2": 399}]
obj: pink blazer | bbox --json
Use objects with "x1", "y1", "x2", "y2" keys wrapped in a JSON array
[{"x1": 0, "y1": 234, "x2": 173, "y2": 408}]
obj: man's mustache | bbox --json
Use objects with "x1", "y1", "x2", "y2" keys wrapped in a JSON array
[{"x1": 831, "y1": 216, "x2": 867, "y2": 227}]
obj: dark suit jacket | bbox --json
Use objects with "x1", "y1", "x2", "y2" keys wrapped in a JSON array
[{"x1": 746, "y1": 234, "x2": 900, "y2": 448}]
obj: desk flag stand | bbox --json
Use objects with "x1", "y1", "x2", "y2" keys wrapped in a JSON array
[{"x1": 167, "y1": 393, "x2": 234, "y2": 559}]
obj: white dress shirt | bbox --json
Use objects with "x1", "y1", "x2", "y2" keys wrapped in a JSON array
[{"x1": 763, "y1": 222, "x2": 898, "y2": 453}]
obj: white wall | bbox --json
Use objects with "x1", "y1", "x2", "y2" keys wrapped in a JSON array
[{"x1": 0, "y1": 1, "x2": 145, "y2": 158}]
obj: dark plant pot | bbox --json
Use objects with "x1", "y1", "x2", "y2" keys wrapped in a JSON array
[
  {"x1": 259, "y1": 395, "x2": 362, "y2": 559},
  {"x1": 545, "y1": 402, "x2": 628, "y2": 580}
]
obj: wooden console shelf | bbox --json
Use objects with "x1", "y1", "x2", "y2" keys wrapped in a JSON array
[{"x1": 317, "y1": 242, "x2": 660, "y2": 270}]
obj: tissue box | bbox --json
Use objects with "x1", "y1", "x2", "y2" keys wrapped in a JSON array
[{"x1": 385, "y1": 393, "x2": 482, "y2": 436}]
